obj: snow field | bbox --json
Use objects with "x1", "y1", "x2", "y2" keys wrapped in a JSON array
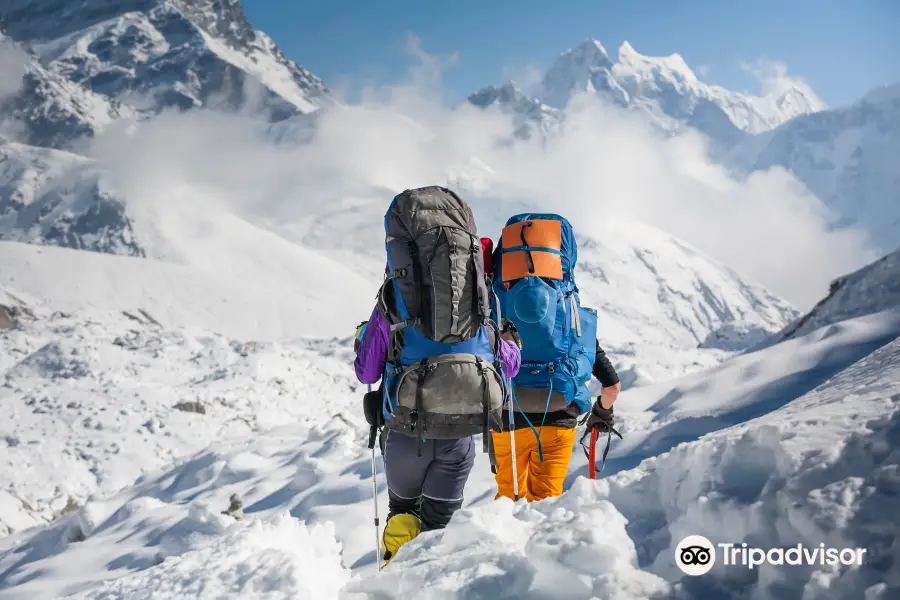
[{"x1": 3, "y1": 307, "x2": 899, "y2": 598}]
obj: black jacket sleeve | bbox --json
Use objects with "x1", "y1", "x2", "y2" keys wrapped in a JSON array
[{"x1": 592, "y1": 340, "x2": 620, "y2": 387}]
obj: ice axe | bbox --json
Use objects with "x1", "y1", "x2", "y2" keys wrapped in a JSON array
[{"x1": 581, "y1": 424, "x2": 622, "y2": 479}]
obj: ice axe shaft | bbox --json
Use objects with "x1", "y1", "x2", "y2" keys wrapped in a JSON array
[{"x1": 582, "y1": 420, "x2": 622, "y2": 479}]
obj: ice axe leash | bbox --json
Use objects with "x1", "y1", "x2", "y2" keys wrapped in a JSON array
[
  {"x1": 366, "y1": 384, "x2": 383, "y2": 572},
  {"x1": 581, "y1": 424, "x2": 623, "y2": 479}
]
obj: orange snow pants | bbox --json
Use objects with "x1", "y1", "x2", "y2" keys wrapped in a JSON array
[{"x1": 491, "y1": 426, "x2": 576, "y2": 502}]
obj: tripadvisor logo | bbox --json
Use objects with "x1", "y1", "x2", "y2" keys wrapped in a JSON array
[
  {"x1": 675, "y1": 535, "x2": 716, "y2": 576},
  {"x1": 675, "y1": 536, "x2": 868, "y2": 576}
]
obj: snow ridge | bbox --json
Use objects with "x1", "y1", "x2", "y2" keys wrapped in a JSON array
[{"x1": 774, "y1": 247, "x2": 900, "y2": 342}]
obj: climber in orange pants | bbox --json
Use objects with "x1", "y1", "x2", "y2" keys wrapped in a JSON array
[
  {"x1": 483, "y1": 214, "x2": 622, "y2": 503},
  {"x1": 490, "y1": 341, "x2": 621, "y2": 502},
  {"x1": 492, "y1": 424, "x2": 576, "y2": 501}
]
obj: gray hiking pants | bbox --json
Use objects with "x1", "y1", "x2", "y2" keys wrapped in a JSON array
[{"x1": 380, "y1": 429, "x2": 475, "y2": 531}]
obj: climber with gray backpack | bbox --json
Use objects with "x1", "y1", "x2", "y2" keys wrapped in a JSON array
[{"x1": 353, "y1": 186, "x2": 521, "y2": 566}]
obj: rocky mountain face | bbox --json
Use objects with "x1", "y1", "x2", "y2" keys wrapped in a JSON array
[
  {"x1": 0, "y1": 0, "x2": 337, "y2": 256},
  {"x1": 0, "y1": 0, "x2": 331, "y2": 148}
]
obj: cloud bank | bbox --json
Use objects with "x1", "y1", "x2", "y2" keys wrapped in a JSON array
[
  {"x1": 83, "y1": 40, "x2": 876, "y2": 310},
  {"x1": 741, "y1": 58, "x2": 825, "y2": 106}
]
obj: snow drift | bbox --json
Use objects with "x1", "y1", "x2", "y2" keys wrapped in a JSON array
[
  {"x1": 69, "y1": 513, "x2": 349, "y2": 600},
  {"x1": 343, "y1": 479, "x2": 670, "y2": 600},
  {"x1": 605, "y1": 335, "x2": 900, "y2": 600}
]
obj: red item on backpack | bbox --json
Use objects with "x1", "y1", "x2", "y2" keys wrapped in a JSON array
[{"x1": 481, "y1": 237, "x2": 494, "y2": 276}]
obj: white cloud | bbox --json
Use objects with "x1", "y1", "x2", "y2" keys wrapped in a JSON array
[
  {"x1": 696, "y1": 64, "x2": 710, "y2": 79},
  {"x1": 741, "y1": 59, "x2": 824, "y2": 106},
  {"x1": 84, "y1": 40, "x2": 875, "y2": 310},
  {"x1": 501, "y1": 63, "x2": 544, "y2": 95}
]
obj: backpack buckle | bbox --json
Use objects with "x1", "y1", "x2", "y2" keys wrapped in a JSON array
[{"x1": 474, "y1": 356, "x2": 485, "y2": 375}]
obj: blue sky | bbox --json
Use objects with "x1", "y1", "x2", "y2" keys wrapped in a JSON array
[{"x1": 244, "y1": 0, "x2": 900, "y2": 108}]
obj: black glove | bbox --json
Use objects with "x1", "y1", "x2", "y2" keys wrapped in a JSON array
[
  {"x1": 499, "y1": 318, "x2": 523, "y2": 349},
  {"x1": 578, "y1": 400, "x2": 623, "y2": 472},
  {"x1": 363, "y1": 387, "x2": 385, "y2": 428},
  {"x1": 580, "y1": 400, "x2": 615, "y2": 433}
]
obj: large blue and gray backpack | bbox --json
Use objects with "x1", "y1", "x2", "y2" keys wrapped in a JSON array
[
  {"x1": 491, "y1": 213, "x2": 598, "y2": 449},
  {"x1": 376, "y1": 186, "x2": 507, "y2": 455}
]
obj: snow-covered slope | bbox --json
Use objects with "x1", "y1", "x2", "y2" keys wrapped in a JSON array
[
  {"x1": 774, "y1": 246, "x2": 900, "y2": 343},
  {"x1": 600, "y1": 308, "x2": 900, "y2": 475},
  {"x1": 469, "y1": 39, "x2": 824, "y2": 146},
  {"x1": 0, "y1": 34, "x2": 126, "y2": 150},
  {"x1": 0, "y1": 143, "x2": 141, "y2": 255},
  {"x1": 0, "y1": 0, "x2": 332, "y2": 121},
  {"x1": 727, "y1": 82, "x2": 900, "y2": 253},
  {"x1": 0, "y1": 281, "x2": 367, "y2": 539},
  {"x1": 602, "y1": 330, "x2": 900, "y2": 599},
  {"x1": 0, "y1": 240, "x2": 371, "y2": 341},
  {"x1": 571, "y1": 218, "x2": 799, "y2": 386}
]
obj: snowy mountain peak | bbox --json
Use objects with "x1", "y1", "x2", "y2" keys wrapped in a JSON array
[
  {"x1": 467, "y1": 80, "x2": 562, "y2": 140},
  {"x1": 468, "y1": 80, "x2": 530, "y2": 105},
  {"x1": 615, "y1": 40, "x2": 697, "y2": 83},
  {"x1": 472, "y1": 37, "x2": 825, "y2": 148},
  {"x1": 562, "y1": 38, "x2": 612, "y2": 65},
  {"x1": 538, "y1": 38, "x2": 625, "y2": 110},
  {"x1": 771, "y1": 83, "x2": 822, "y2": 116}
]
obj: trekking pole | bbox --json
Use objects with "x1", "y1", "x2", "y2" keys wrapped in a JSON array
[
  {"x1": 507, "y1": 379, "x2": 519, "y2": 501},
  {"x1": 366, "y1": 384, "x2": 382, "y2": 571},
  {"x1": 588, "y1": 428, "x2": 599, "y2": 480}
]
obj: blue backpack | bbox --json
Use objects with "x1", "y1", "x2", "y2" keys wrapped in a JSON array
[{"x1": 491, "y1": 213, "x2": 598, "y2": 444}]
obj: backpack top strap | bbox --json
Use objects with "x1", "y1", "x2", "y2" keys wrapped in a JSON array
[{"x1": 499, "y1": 218, "x2": 564, "y2": 282}]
